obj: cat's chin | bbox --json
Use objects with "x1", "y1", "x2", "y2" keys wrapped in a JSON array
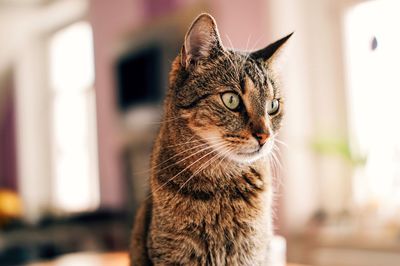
[{"x1": 227, "y1": 150, "x2": 265, "y2": 164}]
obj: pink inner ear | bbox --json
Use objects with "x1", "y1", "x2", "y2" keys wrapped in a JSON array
[
  {"x1": 186, "y1": 27, "x2": 215, "y2": 60},
  {"x1": 183, "y1": 14, "x2": 222, "y2": 65},
  {"x1": 191, "y1": 32, "x2": 213, "y2": 56}
]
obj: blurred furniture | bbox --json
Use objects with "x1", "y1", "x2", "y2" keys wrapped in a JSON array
[
  {"x1": 27, "y1": 251, "x2": 308, "y2": 266},
  {"x1": 0, "y1": 211, "x2": 129, "y2": 265},
  {"x1": 288, "y1": 232, "x2": 400, "y2": 266},
  {"x1": 27, "y1": 252, "x2": 129, "y2": 266}
]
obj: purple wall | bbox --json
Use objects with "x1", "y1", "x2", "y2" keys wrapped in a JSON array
[{"x1": 0, "y1": 75, "x2": 18, "y2": 191}]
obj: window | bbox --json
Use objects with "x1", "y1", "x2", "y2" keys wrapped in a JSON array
[
  {"x1": 344, "y1": 0, "x2": 400, "y2": 215},
  {"x1": 48, "y1": 22, "x2": 99, "y2": 213}
]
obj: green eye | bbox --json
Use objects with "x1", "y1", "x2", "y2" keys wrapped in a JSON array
[
  {"x1": 267, "y1": 99, "x2": 280, "y2": 115},
  {"x1": 221, "y1": 92, "x2": 241, "y2": 111}
]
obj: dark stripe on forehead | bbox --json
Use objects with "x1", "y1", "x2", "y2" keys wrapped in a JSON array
[
  {"x1": 239, "y1": 75, "x2": 246, "y2": 93},
  {"x1": 268, "y1": 75, "x2": 276, "y2": 95},
  {"x1": 243, "y1": 60, "x2": 264, "y2": 90},
  {"x1": 256, "y1": 61, "x2": 268, "y2": 88},
  {"x1": 252, "y1": 59, "x2": 278, "y2": 98},
  {"x1": 243, "y1": 67, "x2": 256, "y2": 88}
]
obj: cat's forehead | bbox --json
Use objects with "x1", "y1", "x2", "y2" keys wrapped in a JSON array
[
  {"x1": 226, "y1": 51, "x2": 268, "y2": 89},
  {"x1": 225, "y1": 51, "x2": 273, "y2": 97},
  {"x1": 232, "y1": 52, "x2": 278, "y2": 117}
]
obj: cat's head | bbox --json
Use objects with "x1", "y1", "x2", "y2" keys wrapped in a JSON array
[{"x1": 168, "y1": 13, "x2": 292, "y2": 164}]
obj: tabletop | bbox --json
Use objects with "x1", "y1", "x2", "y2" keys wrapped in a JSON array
[{"x1": 27, "y1": 252, "x2": 308, "y2": 266}]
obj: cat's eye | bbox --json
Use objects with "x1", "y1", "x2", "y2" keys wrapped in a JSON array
[
  {"x1": 221, "y1": 92, "x2": 241, "y2": 111},
  {"x1": 267, "y1": 99, "x2": 280, "y2": 115}
]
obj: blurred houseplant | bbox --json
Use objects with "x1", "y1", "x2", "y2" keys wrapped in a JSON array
[{"x1": 311, "y1": 135, "x2": 366, "y2": 167}]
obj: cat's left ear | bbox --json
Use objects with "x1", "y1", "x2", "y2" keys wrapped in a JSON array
[
  {"x1": 181, "y1": 13, "x2": 223, "y2": 69},
  {"x1": 250, "y1": 32, "x2": 293, "y2": 65}
]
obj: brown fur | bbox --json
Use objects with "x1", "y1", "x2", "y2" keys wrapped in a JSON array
[{"x1": 130, "y1": 13, "x2": 292, "y2": 266}]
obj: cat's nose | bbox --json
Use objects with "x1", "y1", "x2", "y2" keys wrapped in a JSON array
[{"x1": 253, "y1": 131, "x2": 270, "y2": 146}]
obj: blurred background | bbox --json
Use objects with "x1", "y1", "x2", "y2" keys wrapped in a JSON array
[{"x1": 0, "y1": 0, "x2": 400, "y2": 265}]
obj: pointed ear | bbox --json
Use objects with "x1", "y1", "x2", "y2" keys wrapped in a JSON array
[
  {"x1": 181, "y1": 13, "x2": 223, "y2": 69},
  {"x1": 251, "y1": 32, "x2": 293, "y2": 65}
]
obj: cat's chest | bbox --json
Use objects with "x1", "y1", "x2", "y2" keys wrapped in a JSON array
[
  {"x1": 153, "y1": 171, "x2": 272, "y2": 265},
  {"x1": 159, "y1": 166, "x2": 272, "y2": 230},
  {"x1": 197, "y1": 193, "x2": 272, "y2": 265}
]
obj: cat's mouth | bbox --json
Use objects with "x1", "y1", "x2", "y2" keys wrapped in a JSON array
[
  {"x1": 196, "y1": 131, "x2": 273, "y2": 163},
  {"x1": 228, "y1": 139, "x2": 274, "y2": 163}
]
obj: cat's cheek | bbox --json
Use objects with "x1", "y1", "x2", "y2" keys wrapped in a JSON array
[
  {"x1": 192, "y1": 129, "x2": 222, "y2": 145},
  {"x1": 270, "y1": 113, "x2": 284, "y2": 131},
  {"x1": 182, "y1": 109, "x2": 222, "y2": 137}
]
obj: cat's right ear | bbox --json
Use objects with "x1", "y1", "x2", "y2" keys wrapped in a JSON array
[{"x1": 181, "y1": 13, "x2": 223, "y2": 69}]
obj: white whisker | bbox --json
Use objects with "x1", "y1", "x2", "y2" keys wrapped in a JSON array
[
  {"x1": 154, "y1": 141, "x2": 225, "y2": 175},
  {"x1": 225, "y1": 33, "x2": 235, "y2": 50},
  {"x1": 274, "y1": 138, "x2": 288, "y2": 148},
  {"x1": 133, "y1": 141, "x2": 213, "y2": 175},
  {"x1": 149, "y1": 142, "x2": 226, "y2": 198},
  {"x1": 162, "y1": 135, "x2": 220, "y2": 149},
  {"x1": 175, "y1": 145, "x2": 227, "y2": 196},
  {"x1": 245, "y1": 34, "x2": 252, "y2": 52},
  {"x1": 143, "y1": 116, "x2": 185, "y2": 125}
]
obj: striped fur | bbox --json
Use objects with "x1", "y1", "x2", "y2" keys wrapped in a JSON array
[{"x1": 130, "y1": 13, "x2": 291, "y2": 266}]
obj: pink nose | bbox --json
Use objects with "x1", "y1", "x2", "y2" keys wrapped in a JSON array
[{"x1": 254, "y1": 132, "x2": 269, "y2": 146}]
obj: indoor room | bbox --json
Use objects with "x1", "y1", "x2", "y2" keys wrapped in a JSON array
[{"x1": 0, "y1": 0, "x2": 399, "y2": 265}]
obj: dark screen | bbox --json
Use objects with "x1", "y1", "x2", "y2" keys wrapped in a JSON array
[{"x1": 116, "y1": 45, "x2": 162, "y2": 111}]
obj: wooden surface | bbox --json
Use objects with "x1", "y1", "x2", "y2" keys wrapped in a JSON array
[
  {"x1": 27, "y1": 252, "x2": 129, "y2": 266},
  {"x1": 27, "y1": 252, "x2": 308, "y2": 266}
]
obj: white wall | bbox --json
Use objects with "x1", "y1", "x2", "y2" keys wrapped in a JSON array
[
  {"x1": 267, "y1": 0, "x2": 354, "y2": 232},
  {"x1": 0, "y1": 0, "x2": 88, "y2": 222}
]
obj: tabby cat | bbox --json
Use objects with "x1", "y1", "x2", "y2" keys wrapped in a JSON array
[{"x1": 130, "y1": 13, "x2": 292, "y2": 266}]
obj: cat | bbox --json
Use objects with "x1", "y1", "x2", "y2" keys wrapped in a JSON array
[{"x1": 130, "y1": 13, "x2": 292, "y2": 266}]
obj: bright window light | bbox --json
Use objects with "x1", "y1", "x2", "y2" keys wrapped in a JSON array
[
  {"x1": 49, "y1": 22, "x2": 99, "y2": 213},
  {"x1": 344, "y1": 0, "x2": 400, "y2": 215}
]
